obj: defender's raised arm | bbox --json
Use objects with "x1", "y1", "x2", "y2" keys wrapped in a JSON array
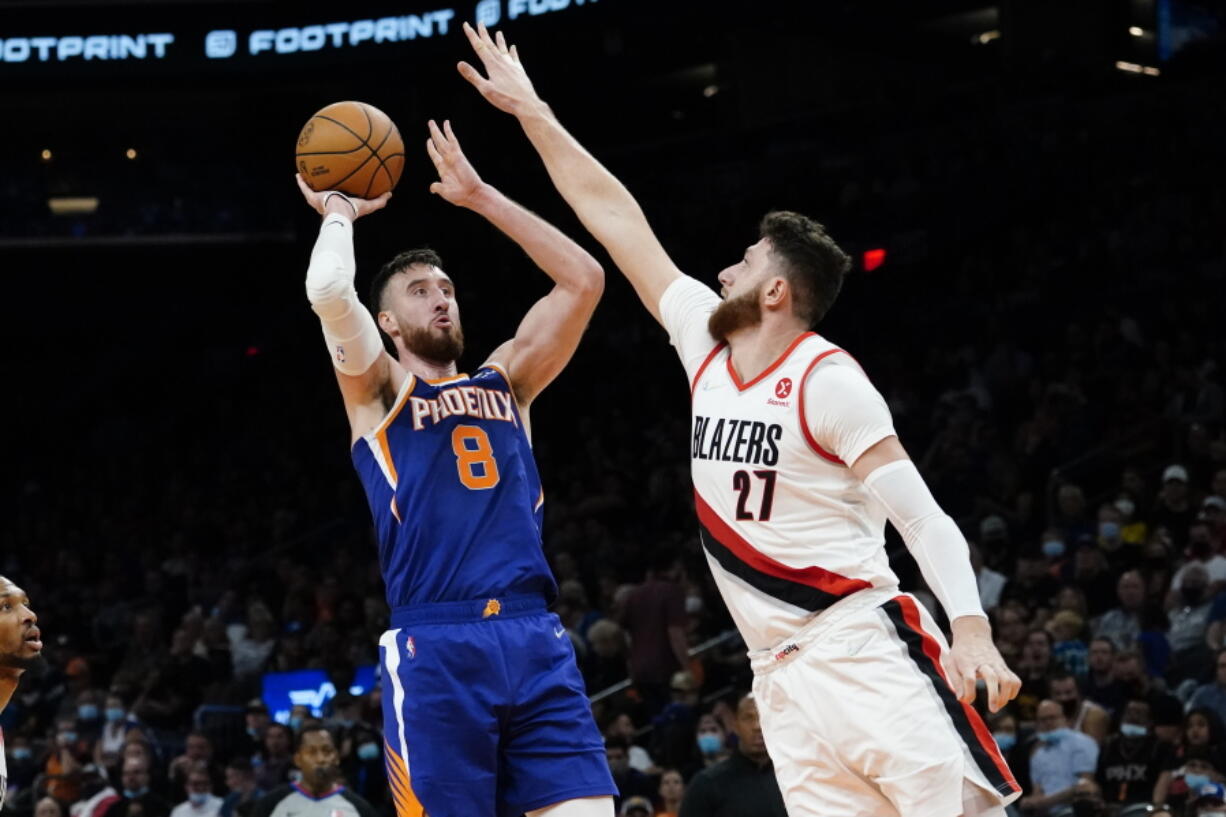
[{"x1": 457, "y1": 22, "x2": 680, "y2": 324}]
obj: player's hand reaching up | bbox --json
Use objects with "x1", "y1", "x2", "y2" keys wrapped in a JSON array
[
  {"x1": 948, "y1": 615, "x2": 1021, "y2": 713},
  {"x1": 426, "y1": 119, "x2": 486, "y2": 209},
  {"x1": 295, "y1": 174, "x2": 391, "y2": 220},
  {"x1": 458, "y1": 22, "x2": 542, "y2": 117}
]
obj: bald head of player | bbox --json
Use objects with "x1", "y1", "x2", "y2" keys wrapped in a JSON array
[
  {"x1": 733, "y1": 693, "x2": 770, "y2": 766},
  {"x1": 0, "y1": 575, "x2": 43, "y2": 710},
  {"x1": 709, "y1": 211, "x2": 852, "y2": 343},
  {"x1": 369, "y1": 249, "x2": 465, "y2": 365}
]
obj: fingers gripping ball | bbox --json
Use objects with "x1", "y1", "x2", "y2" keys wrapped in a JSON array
[{"x1": 296, "y1": 101, "x2": 405, "y2": 199}]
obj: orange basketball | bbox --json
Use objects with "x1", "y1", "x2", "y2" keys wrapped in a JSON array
[{"x1": 295, "y1": 101, "x2": 404, "y2": 199}]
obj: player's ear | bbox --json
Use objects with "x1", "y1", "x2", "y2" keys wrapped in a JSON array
[
  {"x1": 762, "y1": 276, "x2": 788, "y2": 308},
  {"x1": 376, "y1": 311, "x2": 397, "y2": 337}
]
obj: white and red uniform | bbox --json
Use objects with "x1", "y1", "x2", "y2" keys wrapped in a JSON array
[
  {"x1": 1, "y1": 726, "x2": 7, "y2": 811},
  {"x1": 660, "y1": 276, "x2": 1020, "y2": 817}
]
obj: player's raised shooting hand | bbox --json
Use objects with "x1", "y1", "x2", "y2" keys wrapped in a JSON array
[
  {"x1": 948, "y1": 616, "x2": 1021, "y2": 713},
  {"x1": 426, "y1": 120, "x2": 487, "y2": 209},
  {"x1": 458, "y1": 23, "x2": 542, "y2": 117},
  {"x1": 295, "y1": 173, "x2": 391, "y2": 220}
]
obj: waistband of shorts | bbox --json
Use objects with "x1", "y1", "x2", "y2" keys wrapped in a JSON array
[
  {"x1": 390, "y1": 593, "x2": 548, "y2": 626},
  {"x1": 749, "y1": 585, "x2": 902, "y2": 674}
]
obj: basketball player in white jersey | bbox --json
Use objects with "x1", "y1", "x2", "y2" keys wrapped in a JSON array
[
  {"x1": 0, "y1": 576, "x2": 44, "y2": 811},
  {"x1": 457, "y1": 23, "x2": 1022, "y2": 817}
]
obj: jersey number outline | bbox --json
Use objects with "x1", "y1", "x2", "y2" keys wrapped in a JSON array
[
  {"x1": 733, "y1": 469, "x2": 777, "y2": 521},
  {"x1": 452, "y1": 425, "x2": 501, "y2": 490}
]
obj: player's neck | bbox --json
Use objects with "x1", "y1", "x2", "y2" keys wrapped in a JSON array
[
  {"x1": 398, "y1": 348, "x2": 459, "y2": 382},
  {"x1": 726, "y1": 318, "x2": 810, "y2": 384},
  {"x1": 0, "y1": 671, "x2": 20, "y2": 710}
]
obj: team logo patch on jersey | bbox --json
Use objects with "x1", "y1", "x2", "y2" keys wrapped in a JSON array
[
  {"x1": 774, "y1": 378, "x2": 793, "y2": 399},
  {"x1": 482, "y1": 599, "x2": 502, "y2": 618},
  {"x1": 406, "y1": 636, "x2": 416, "y2": 659}
]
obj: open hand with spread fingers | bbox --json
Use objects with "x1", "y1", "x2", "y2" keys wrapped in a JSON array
[
  {"x1": 425, "y1": 119, "x2": 486, "y2": 210},
  {"x1": 457, "y1": 22, "x2": 543, "y2": 117}
]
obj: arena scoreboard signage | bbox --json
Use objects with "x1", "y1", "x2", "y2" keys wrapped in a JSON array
[{"x1": 0, "y1": 0, "x2": 600, "y2": 72}]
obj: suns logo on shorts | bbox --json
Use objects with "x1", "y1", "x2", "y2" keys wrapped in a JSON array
[{"x1": 482, "y1": 599, "x2": 502, "y2": 618}]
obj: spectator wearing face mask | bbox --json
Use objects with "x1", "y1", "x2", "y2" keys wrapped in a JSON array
[
  {"x1": 43, "y1": 716, "x2": 88, "y2": 803},
  {"x1": 678, "y1": 694, "x2": 785, "y2": 817},
  {"x1": 1048, "y1": 673, "x2": 1110, "y2": 745},
  {"x1": 1154, "y1": 466, "x2": 1196, "y2": 549},
  {"x1": 1165, "y1": 752, "x2": 1225, "y2": 816},
  {"x1": 106, "y1": 756, "x2": 172, "y2": 817},
  {"x1": 170, "y1": 766, "x2": 222, "y2": 817},
  {"x1": 1091, "y1": 571, "x2": 1145, "y2": 651},
  {"x1": 1174, "y1": 523, "x2": 1226, "y2": 592},
  {"x1": 987, "y1": 711, "x2": 1031, "y2": 794},
  {"x1": 1095, "y1": 698, "x2": 1173, "y2": 807},
  {"x1": 687, "y1": 713, "x2": 730, "y2": 779},
  {"x1": 1095, "y1": 503, "x2": 1131, "y2": 566},
  {"x1": 95, "y1": 692, "x2": 134, "y2": 769},
  {"x1": 1021, "y1": 699, "x2": 1099, "y2": 815}
]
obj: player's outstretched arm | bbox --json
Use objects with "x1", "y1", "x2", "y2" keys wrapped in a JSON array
[
  {"x1": 426, "y1": 119, "x2": 602, "y2": 405},
  {"x1": 457, "y1": 22, "x2": 681, "y2": 325},
  {"x1": 296, "y1": 175, "x2": 400, "y2": 439},
  {"x1": 851, "y1": 436, "x2": 1021, "y2": 713}
]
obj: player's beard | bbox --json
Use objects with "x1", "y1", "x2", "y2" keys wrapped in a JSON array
[
  {"x1": 708, "y1": 284, "x2": 764, "y2": 342},
  {"x1": 400, "y1": 319, "x2": 464, "y2": 364},
  {"x1": 0, "y1": 650, "x2": 48, "y2": 676}
]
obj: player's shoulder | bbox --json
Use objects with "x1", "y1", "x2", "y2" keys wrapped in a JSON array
[{"x1": 800, "y1": 338, "x2": 869, "y2": 382}]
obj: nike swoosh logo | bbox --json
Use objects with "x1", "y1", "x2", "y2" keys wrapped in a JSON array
[
  {"x1": 702, "y1": 380, "x2": 722, "y2": 390},
  {"x1": 554, "y1": 627, "x2": 566, "y2": 638}
]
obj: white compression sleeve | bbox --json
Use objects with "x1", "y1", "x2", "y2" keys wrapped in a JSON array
[
  {"x1": 863, "y1": 459, "x2": 986, "y2": 622},
  {"x1": 304, "y1": 213, "x2": 384, "y2": 376}
]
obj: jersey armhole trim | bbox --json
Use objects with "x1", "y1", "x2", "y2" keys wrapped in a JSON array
[
  {"x1": 798, "y1": 349, "x2": 848, "y2": 465},
  {"x1": 690, "y1": 342, "x2": 728, "y2": 397},
  {"x1": 362, "y1": 374, "x2": 417, "y2": 489}
]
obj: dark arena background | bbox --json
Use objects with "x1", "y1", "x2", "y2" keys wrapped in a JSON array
[{"x1": 3, "y1": 1, "x2": 1224, "y2": 816}]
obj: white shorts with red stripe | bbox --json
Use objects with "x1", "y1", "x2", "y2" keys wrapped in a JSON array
[{"x1": 750, "y1": 587, "x2": 1021, "y2": 817}]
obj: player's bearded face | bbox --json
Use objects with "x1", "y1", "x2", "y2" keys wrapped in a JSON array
[
  {"x1": 399, "y1": 314, "x2": 465, "y2": 363},
  {"x1": 708, "y1": 281, "x2": 765, "y2": 342}
]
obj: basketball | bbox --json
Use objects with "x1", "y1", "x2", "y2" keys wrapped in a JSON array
[{"x1": 296, "y1": 101, "x2": 405, "y2": 199}]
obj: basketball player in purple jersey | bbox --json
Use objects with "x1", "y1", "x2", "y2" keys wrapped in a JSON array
[{"x1": 295, "y1": 119, "x2": 614, "y2": 817}]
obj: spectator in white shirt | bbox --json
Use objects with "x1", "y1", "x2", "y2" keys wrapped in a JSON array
[{"x1": 170, "y1": 766, "x2": 222, "y2": 817}]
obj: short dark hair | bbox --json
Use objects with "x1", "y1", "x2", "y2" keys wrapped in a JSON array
[
  {"x1": 225, "y1": 757, "x2": 254, "y2": 775},
  {"x1": 293, "y1": 724, "x2": 335, "y2": 753},
  {"x1": 758, "y1": 211, "x2": 851, "y2": 327},
  {"x1": 368, "y1": 248, "x2": 445, "y2": 313}
]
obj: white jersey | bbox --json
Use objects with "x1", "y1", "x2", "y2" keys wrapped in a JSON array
[{"x1": 660, "y1": 275, "x2": 900, "y2": 650}]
